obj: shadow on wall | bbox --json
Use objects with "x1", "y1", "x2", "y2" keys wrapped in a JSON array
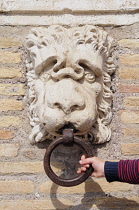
[
  {"x1": 37, "y1": 141, "x2": 138, "y2": 209},
  {"x1": 50, "y1": 180, "x2": 139, "y2": 210}
]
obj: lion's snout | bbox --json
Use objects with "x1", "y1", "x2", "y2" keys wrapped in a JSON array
[
  {"x1": 44, "y1": 78, "x2": 97, "y2": 136},
  {"x1": 47, "y1": 79, "x2": 85, "y2": 115}
]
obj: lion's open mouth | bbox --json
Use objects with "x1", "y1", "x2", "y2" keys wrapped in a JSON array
[{"x1": 56, "y1": 123, "x2": 79, "y2": 134}]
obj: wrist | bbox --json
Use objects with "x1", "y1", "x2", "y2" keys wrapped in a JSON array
[{"x1": 104, "y1": 161, "x2": 119, "y2": 182}]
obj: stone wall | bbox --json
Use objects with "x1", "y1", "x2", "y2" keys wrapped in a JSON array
[{"x1": 0, "y1": 1, "x2": 139, "y2": 209}]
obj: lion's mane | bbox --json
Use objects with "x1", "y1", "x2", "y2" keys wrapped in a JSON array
[{"x1": 25, "y1": 25, "x2": 116, "y2": 144}]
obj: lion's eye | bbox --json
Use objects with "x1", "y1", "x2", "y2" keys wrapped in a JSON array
[
  {"x1": 77, "y1": 39, "x2": 85, "y2": 45},
  {"x1": 85, "y1": 71, "x2": 95, "y2": 83},
  {"x1": 39, "y1": 61, "x2": 56, "y2": 81},
  {"x1": 79, "y1": 62, "x2": 96, "y2": 83}
]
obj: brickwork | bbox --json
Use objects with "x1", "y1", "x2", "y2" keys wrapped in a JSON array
[
  {"x1": 0, "y1": 99, "x2": 23, "y2": 111},
  {"x1": 0, "y1": 199, "x2": 73, "y2": 210},
  {"x1": 0, "y1": 37, "x2": 22, "y2": 48},
  {"x1": 0, "y1": 68, "x2": 21, "y2": 78},
  {"x1": 0, "y1": 129, "x2": 14, "y2": 140},
  {"x1": 0, "y1": 180, "x2": 34, "y2": 194},
  {"x1": 0, "y1": 1, "x2": 139, "y2": 209},
  {"x1": 38, "y1": 179, "x2": 133, "y2": 194},
  {"x1": 0, "y1": 116, "x2": 21, "y2": 127},
  {"x1": 0, "y1": 143, "x2": 19, "y2": 157},
  {"x1": 0, "y1": 84, "x2": 24, "y2": 95},
  {"x1": 0, "y1": 51, "x2": 21, "y2": 63},
  {"x1": 119, "y1": 67, "x2": 139, "y2": 80},
  {"x1": 121, "y1": 143, "x2": 139, "y2": 155}
]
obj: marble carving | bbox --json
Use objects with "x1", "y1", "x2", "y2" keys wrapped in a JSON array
[{"x1": 25, "y1": 25, "x2": 116, "y2": 144}]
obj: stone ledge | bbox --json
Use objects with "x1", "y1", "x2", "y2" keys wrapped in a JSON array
[
  {"x1": 1, "y1": 13, "x2": 139, "y2": 26},
  {"x1": 1, "y1": 0, "x2": 139, "y2": 13}
]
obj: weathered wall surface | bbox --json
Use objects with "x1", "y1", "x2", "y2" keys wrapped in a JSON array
[{"x1": 0, "y1": 1, "x2": 139, "y2": 209}]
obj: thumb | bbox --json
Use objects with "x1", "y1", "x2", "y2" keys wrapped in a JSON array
[
  {"x1": 91, "y1": 172, "x2": 98, "y2": 177},
  {"x1": 91, "y1": 171, "x2": 104, "y2": 178}
]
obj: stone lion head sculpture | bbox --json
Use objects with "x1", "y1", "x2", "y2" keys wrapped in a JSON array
[{"x1": 25, "y1": 25, "x2": 116, "y2": 144}]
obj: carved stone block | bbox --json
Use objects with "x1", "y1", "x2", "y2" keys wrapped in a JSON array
[{"x1": 25, "y1": 25, "x2": 116, "y2": 144}]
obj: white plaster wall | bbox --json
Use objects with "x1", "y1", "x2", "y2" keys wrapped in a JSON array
[
  {"x1": 0, "y1": 0, "x2": 139, "y2": 26},
  {"x1": 0, "y1": 1, "x2": 139, "y2": 209}
]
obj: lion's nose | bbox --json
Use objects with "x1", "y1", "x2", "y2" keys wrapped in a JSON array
[
  {"x1": 47, "y1": 82, "x2": 85, "y2": 114},
  {"x1": 47, "y1": 79, "x2": 85, "y2": 114},
  {"x1": 53, "y1": 101, "x2": 84, "y2": 114},
  {"x1": 51, "y1": 67, "x2": 84, "y2": 80}
]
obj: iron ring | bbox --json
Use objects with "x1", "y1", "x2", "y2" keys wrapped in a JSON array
[{"x1": 44, "y1": 136, "x2": 93, "y2": 187}]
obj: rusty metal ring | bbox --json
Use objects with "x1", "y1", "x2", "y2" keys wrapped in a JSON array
[{"x1": 44, "y1": 136, "x2": 93, "y2": 187}]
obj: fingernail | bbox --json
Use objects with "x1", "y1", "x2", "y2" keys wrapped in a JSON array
[{"x1": 79, "y1": 160, "x2": 82, "y2": 164}]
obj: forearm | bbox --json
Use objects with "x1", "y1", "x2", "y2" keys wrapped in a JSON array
[
  {"x1": 104, "y1": 161, "x2": 119, "y2": 182},
  {"x1": 118, "y1": 159, "x2": 139, "y2": 184},
  {"x1": 104, "y1": 159, "x2": 139, "y2": 184}
]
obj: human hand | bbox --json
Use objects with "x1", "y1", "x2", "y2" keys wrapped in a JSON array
[{"x1": 77, "y1": 155, "x2": 105, "y2": 178}]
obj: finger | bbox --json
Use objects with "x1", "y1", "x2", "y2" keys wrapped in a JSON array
[
  {"x1": 81, "y1": 164, "x2": 90, "y2": 168},
  {"x1": 81, "y1": 155, "x2": 86, "y2": 160},
  {"x1": 77, "y1": 163, "x2": 90, "y2": 173},
  {"x1": 79, "y1": 157, "x2": 94, "y2": 165},
  {"x1": 77, "y1": 166, "x2": 87, "y2": 172},
  {"x1": 80, "y1": 166, "x2": 87, "y2": 172},
  {"x1": 77, "y1": 169, "x2": 81, "y2": 174}
]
